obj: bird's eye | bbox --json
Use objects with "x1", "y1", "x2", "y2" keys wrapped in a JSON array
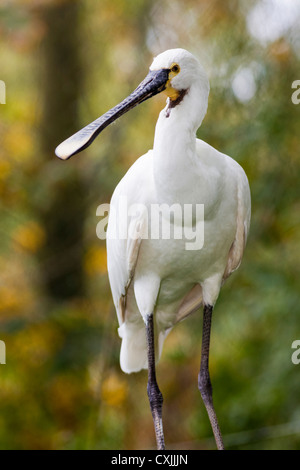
[{"x1": 171, "y1": 64, "x2": 180, "y2": 74}]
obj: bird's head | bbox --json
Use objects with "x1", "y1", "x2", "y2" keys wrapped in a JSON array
[
  {"x1": 55, "y1": 48, "x2": 209, "y2": 160},
  {"x1": 150, "y1": 48, "x2": 209, "y2": 104}
]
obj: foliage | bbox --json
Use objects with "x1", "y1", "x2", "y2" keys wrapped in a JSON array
[{"x1": 0, "y1": 0, "x2": 299, "y2": 450}]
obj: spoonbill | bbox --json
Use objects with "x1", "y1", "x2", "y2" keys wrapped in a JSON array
[{"x1": 55, "y1": 48, "x2": 251, "y2": 450}]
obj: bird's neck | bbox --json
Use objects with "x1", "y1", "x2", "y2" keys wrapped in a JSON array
[{"x1": 153, "y1": 83, "x2": 208, "y2": 204}]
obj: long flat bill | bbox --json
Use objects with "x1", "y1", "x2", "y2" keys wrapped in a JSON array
[{"x1": 55, "y1": 68, "x2": 169, "y2": 160}]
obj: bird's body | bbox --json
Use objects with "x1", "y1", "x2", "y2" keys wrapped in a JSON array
[
  {"x1": 108, "y1": 138, "x2": 250, "y2": 373},
  {"x1": 55, "y1": 48, "x2": 251, "y2": 450},
  {"x1": 107, "y1": 49, "x2": 250, "y2": 374}
]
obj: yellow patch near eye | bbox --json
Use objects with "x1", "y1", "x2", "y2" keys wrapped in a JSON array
[{"x1": 163, "y1": 63, "x2": 181, "y2": 101}]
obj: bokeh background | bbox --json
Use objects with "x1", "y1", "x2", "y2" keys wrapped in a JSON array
[{"x1": 0, "y1": 0, "x2": 299, "y2": 450}]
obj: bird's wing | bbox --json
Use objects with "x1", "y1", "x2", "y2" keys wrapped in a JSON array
[
  {"x1": 106, "y1": 152, "x2": 152, "y2": 326},
  {"x1": 223, "y1": 165, "x2": 251, "y2": 280},
  {"x1": 107, "y1": 218, "x2": 145, "y2": 326}
]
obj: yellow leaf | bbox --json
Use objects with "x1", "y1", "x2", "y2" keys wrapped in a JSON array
[
  {"x1": 84, "y1": 245, "x2": 107, "y2": 275},
  {"x1": 3, "y1": 124, "x2": 33, "y2": 162},
  {"x1": 13, "y1": 221, "x2": 45, "y2": 253},
  {"x1": 101, "y1": 372, "x2": 128, "y2": 407}
]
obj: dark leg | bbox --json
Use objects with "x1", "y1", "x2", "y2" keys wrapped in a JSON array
[
  {"x1": 146, "y1": 313, "x2": 165, "y2": 450},
  {"x1": 198, "y1": 304, "x2": 224, "y2": 450}
]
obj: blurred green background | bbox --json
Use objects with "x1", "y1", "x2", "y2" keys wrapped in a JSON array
[{"x1": 0, "y1": 0, "x2": 299, "y2": 450}]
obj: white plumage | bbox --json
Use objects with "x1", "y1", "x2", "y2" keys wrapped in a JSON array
[
  {"x1": 106, "y1": 49, "x2": 251, "y2": 373},
  {"x1": 55, "y1": 48, "x2": 251, "y2": 449}
]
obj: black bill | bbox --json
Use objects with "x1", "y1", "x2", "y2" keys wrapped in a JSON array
[{"x1": 55, "y1": 68, "x2": 170, "y2": 160}]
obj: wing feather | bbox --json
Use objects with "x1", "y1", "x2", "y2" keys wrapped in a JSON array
[
  {"x1": 223, "y1": 168, "x2": 251, "y2": 280},
  {"x1": 106, "y1": 152, "x2": 152, "y2": 326}
]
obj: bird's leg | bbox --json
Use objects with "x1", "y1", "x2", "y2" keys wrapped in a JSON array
[
  {"x1": 198, "y1": 304, "x2": 225, "y2": 450},
  {"x1": 146, "y1": 313, "x2": 165, "y2": 450}
]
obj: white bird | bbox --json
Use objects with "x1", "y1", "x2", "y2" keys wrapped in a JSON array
[{"x1": 55, "y1": 48, "x2": 251, "y2": 450}]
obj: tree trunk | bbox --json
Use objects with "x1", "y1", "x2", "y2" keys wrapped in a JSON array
[{"x1": 38, "y1": 0, "x2": 86, "y2": 300}]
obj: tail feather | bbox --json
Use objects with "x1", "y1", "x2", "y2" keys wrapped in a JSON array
[
  {"x1": 118, "y1": 321, "x2": 171, "y2": 374},
  {"x1": 118, "y1": 322, "x2": 148, "y2": 373}
]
